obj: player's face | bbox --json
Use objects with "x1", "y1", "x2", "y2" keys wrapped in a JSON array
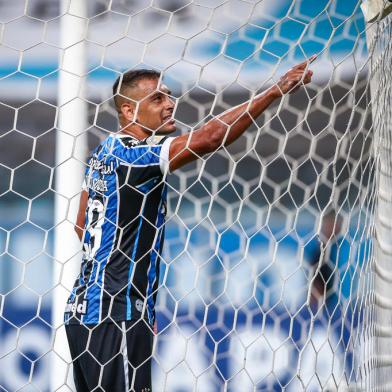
[{"x1": 133, "y1": 78, "x2": 176, "y2": 134}]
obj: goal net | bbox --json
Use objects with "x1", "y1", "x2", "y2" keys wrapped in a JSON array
[{"x1": 0, "y1": 0, "x2": 391, "y2": 391}]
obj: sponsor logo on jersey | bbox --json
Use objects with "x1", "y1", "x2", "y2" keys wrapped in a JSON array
[
  {"x1": 65, "y1": 300, "x2": 88, "y2": 315},
  {"x1": 86, "y1": 177, "x2": 108, "y2": 192},
  {"x1": 89, "y1": 157, "x2": 115, "y2": 174},
  {"x1": 146, "y1": 135, "x2": 164, "y2": 145},
  {"x1": 135, "y1": 299, "x2": 144, "y2": 312}
]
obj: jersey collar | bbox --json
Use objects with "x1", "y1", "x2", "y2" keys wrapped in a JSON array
[{"x1": 111, "y1": 132, "x2": 140, "y2": 142}]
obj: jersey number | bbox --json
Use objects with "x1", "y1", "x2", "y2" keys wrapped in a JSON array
[{"x1": 83, "y1": 198, "x2": 105, "y2": 261}]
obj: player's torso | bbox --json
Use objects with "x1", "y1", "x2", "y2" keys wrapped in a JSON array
[{"x1": 65, "y1": 134, "x2": 168, "y2": 325}]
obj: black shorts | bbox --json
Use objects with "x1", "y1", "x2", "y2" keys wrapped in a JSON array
[{"x1": 65, "y1": 320, "x2": 153, "y2": 392}]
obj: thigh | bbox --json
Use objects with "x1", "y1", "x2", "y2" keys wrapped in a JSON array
[
  {"x1": 66, "y1": 324, "x2": 97, "y2": 392},
  {"x1": 67, "y1": 323, "x2": 127, "y2": 392},
  {"x1": 89, "y1": 322, "x2": 128, "y2": 391},
  {"x1": 124, "y1": 320, "x2": 154, "y2": 392}
]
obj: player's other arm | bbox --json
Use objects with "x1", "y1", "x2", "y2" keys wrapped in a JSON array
[
  {"x1": 74, "y1": 190, "x2": 88, "y2": 241},
  {"x1": 168, "y1": 56, "x2": 315, "y2": 172}
]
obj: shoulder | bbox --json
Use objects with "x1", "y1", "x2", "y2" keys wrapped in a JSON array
[
  {"x1": 105, "y1": 134, "x2": 174, "y2": 168},
  {"x1": 88, "y1": 137, "x2": 109, "y2": 161}
]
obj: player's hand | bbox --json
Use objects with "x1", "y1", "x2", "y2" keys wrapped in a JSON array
[{"x1": 274, "y1": 55, "x2": 316, "y2": 96}]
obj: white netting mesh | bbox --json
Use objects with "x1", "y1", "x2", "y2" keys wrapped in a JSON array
[
  {"x1": 364, "y1": 12, "x2": 392, "y2": 391},
  {"x1": 0, "y1": 0, "x2": 391, "y2": 391}
]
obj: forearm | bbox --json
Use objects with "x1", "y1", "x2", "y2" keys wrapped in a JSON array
[
  {"x1": 74, "y1": 225, "x2": 84, "y2": 241},
  {"x1": 199, "y1": 85, "x2": 281, "y2": 150},
  {"x1": 195, "y1": 57, "x2": 315, "y2": 150},
  {"x1": 216, "y1": 85, "x2": 281, "y2": 145},
  {"x1": 168, "y1": 58, "x2": 314, "y2": 171}
]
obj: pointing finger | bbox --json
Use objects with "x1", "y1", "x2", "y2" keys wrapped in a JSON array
[{"x1": 292, "y1": 54, "x2": 317, "y2": 70}]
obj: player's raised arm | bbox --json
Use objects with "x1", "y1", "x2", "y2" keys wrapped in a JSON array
[{"x1": 168, "y1": 55, "x2": 316, "y2": 172}]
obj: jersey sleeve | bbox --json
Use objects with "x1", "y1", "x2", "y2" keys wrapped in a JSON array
[
  {"x1": 111, "y1": 135, "x2": 175, "y2": 175},
  {"x1": 159, "y1": 137, "x2": 174, "y2": 174}
]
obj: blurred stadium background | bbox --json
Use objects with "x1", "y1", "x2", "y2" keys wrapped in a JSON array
[{"x1": 0, "y1": 0, "x2": 375, "y2": 390}]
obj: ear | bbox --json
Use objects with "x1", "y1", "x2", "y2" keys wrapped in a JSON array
[{"x1": 120, "y1": 102, "x2": 136, "y2": 124}]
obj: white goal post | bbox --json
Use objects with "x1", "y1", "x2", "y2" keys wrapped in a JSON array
[
  {"x1": 52, "y1": 1, "x2": 87, "y2": 389},
  {"x1": 362, "y1": 1, "x2": 392, "y2": 389},
  {"x1": 361, "y1": 0, "x2": 392, "y2": 22}
]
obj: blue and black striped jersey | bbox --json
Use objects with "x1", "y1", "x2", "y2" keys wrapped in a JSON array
[{"x1": 64, "y1": 133, "x2": 174, "y2": 325}]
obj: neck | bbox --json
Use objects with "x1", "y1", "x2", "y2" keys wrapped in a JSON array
[{"x1": 117, "y1": 122, "x2": 151, "y2": 140}]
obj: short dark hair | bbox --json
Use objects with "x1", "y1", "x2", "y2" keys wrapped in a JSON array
[{"x1": 112, "y1": 69, "x2": 161, "y2": 110}]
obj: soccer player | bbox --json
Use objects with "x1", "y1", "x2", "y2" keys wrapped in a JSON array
[
  {"x1": 308, "y1": 210, "x2": 343, "y2": 309},
  {"x1": 65, "y1": 57, "x2": 315, "y2": 391}
]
